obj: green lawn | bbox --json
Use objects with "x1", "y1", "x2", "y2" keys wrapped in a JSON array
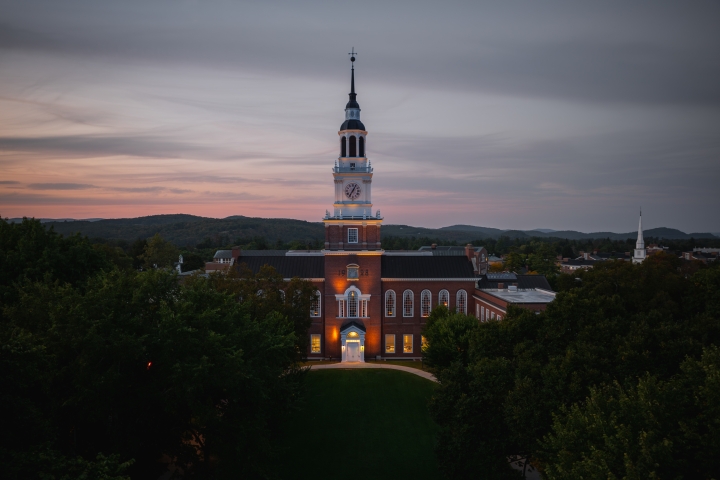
[{"x1": 278, "y1": 369, "x2": 441, "y2": 480}]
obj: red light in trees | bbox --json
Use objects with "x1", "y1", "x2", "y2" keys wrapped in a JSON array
[{"x1": 146, "y1": 361, "x2": 152, "y2": 370}]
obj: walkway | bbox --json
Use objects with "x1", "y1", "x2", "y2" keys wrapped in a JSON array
[{"x1": 309, "y1": 362, "x2": 438, "y2": 383}]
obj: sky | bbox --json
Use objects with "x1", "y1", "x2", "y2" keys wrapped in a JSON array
[{"x1": 1, "y1": 0, "x2": 719, "y2": 233}]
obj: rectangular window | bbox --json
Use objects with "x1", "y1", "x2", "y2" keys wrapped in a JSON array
[
  {"x1": 481, "y1": 306, "x2": 485, "y2": 322},
  {"x1": 338, "y1": 300, "x2": 346, "y2": 318},
  {"x1": 360, "y1": 299, "x2": 368, "y2": 317},
  {"x1": 403, "y1": 334, "x2": 413, "y2": 353},
  {"x1": 421, "y1": 335, "x2": 428, "y2": 351},
  {"x1": 476, "y1": 304, "x2": 480, "y2": 319},
  {"x1": 491, "y1": 312, "x2": 496, "y2": 320},
  {"x1": 348, "y1": 228, "x2": 359, "y2": 243},
  {"x1": 385, "y1": 334, "x2": 395, "y2": 353},
  {"x1": 498, "y1": 315, "x2": 502, "y2": 321},
  {"x1": 311, "y1": 334, "x2": 321, "y2": 353}
]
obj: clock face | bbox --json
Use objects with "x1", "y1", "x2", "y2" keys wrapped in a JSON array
[{"x1": 345, "y1": 182, "x2": 361, "y2": 200}]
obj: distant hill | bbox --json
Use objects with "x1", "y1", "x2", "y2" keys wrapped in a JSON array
[{"x1": 9, "y1": 215, "x2": 717, "y2": 246}]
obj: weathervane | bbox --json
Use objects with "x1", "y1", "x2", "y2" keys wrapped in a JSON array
[{"x1": 349, "y1": 47, "x2": 357, "y2": 65}]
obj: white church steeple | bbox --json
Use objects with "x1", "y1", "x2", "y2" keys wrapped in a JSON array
[{"x1": 632, "y1": 209, "x2": 647, "y2": 264}]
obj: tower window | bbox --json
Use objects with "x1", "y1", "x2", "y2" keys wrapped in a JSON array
[
  {"x1": 348, "y1": 228, "x2": 358, "y2": 244},
  {"x1": 359, "y1": 136, "x2": 365, "y2": 157},
  {"x1": 349, "y1": 136, "x2": 356, "y2": 157},
  {"x1": 341, "y1": 137, "x2": 346, "y2": 157}
]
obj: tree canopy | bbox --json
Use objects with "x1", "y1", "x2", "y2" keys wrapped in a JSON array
[
  {"x1": 0, "y1": 218, "x2": 317, "y2": 479},
  {"x1": 422, "y1": 254, "x2": 720, "y2": 479}
]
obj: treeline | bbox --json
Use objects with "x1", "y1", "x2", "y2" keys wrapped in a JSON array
[
  {"x1": 422, "y1": 254, "x2": 720, "y2": 479},
  {"x1": 0, "y1": 218, "x2": 317, "y2": 479}
]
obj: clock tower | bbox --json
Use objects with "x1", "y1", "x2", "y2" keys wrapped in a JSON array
[{"x1": 323, "y1": 53, "x2": 383, "y2": 251}]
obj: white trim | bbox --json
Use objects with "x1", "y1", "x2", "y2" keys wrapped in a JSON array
[
  {"x1": 474, "y1": 295, "x2": 507, "y2": 314},
  {"x1": 381, "y1": 278, "x2": 476, "y2": 281}
]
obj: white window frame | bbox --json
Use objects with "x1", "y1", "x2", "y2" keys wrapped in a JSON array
[
  {"x1": 438, "y1": 289, "x2": 449, "y2": 307},
  {"x1": 403, "y1": 290, "x2": 414, "y2": 317},
  {"x1": 311, "y1": 291, "x2": 321, "y2": 317},
  {"x1": 348, "y1": 290, "x2": 358, "y2": 318},
  {"x1": 385, "y1": 334, "x2": 395, "y2": 353},
  {"x1": 338, "y1": 299, "x2": 346, "y2": 318},
  {"x1": 456, "y1": 289, "x2": 467, "y2": 314},
  {"x1": 403, "y1": 334, "x2": 413, "y2": 353},
  {"x1": 385, "y1": 290, "x2": 396, "y2": 317},
  {"x1": 476, "y1": 304, "x2": 480, "y2": 319},
  {"x1": 420, "y1": 289, "x2": 432, "y2": 317},
  {"x1": 481, "y1": 306, "x2": 485, "y2": 322},
  {"x1": 310, "y1": 334, "x2": 321, "y2": 353},
  {"x1": 348, "y1": 228, "x2": 359, "y2": 244}
]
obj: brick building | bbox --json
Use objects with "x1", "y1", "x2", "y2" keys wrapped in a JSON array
[{"x1": 214, "y1": 57, "x2": 554, "y2": 361}]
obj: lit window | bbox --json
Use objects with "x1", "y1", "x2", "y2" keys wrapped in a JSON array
[
  {"x1": 385, "y1": 290, "x2": 396, "y2": 317},
  {"x1": 403, "y1": 290, "x2": 414, "y2": 317},
  {"x1": 438, "y1": 289, "x2": 449, "y2": 307},
  {"x1": 310, "y1": 291, "x2": 321, "y2": 317},
  {"x1": 347, "y1": 264, "x2": 359, "y2": 280},
  {"x1": 421, "y1": 335, "x2": 428, "y2": 351},
  {"x1": 456, "y1": 289, "x2": 467, "y2": 314},
  {"x1": 311, "y1": 334, "x2": 321, "y2": 353},
  {"x1": 348, "y1": 228, "x2": 359, "y2": 243},
  {"x1": 421, "y1": 290, "x2": 431, "y2": 317},
  {"x1": 348, "y1": 291, "x2": 358, "y2": 318},
  {"x1": 385, "y1": 334, "x2": 395, "y2": 353},
  {"x1": 403, "y1": 334, "x2": 413, "y2": 353},
  {"x1": 348, "y1": 331, "x2": 359, "y2": 338}
]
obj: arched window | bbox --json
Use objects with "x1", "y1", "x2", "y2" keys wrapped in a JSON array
[
  {"x1": 438, "y1": 289, "x2": 449, "y2": 307},
  {"x1": 348, "y1": 290, "x2": 358, "y2": 318},
  {"x1": 385, "y1": 290, "x2": 396, "y2": 317},
  {"x1": 403, "y1": 290, "x2": 414, "y2": 317},
  {"x1": 421, "y1": 289, "x2": 431, "y2": 317},
  {"x1": 456, "y1": 289, "x2": 467, "y2": 314},
  {"x1": 349, "y1": 135, "x2": 357, "y2": 157},
  {"x1": 341, "y1": 136, "x2": 346, "y2": 157},
  {"x1": 359, "y1": 136, "x2": 365, "y2": 157},
  {"x1": 310, "y1": 291, "x2": 321, "y2": 317}
]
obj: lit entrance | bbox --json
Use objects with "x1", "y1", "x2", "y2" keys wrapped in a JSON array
[{"x1": 340, "y1": 321, "x2": 366, "y2": 363}]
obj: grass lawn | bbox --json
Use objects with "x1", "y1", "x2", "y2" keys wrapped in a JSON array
[{"x1": 277, "y1": 369, "x2": 441, "y2": 480}]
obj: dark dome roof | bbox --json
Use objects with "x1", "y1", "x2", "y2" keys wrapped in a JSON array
[
  {"x1": 340, "y1": 119, "x2": 365, "y2": 131},
  {"x1": 345, "y1": 99, "x2": 359, "y2": 109}
]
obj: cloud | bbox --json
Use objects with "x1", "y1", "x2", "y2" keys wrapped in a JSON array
[
  {"x1": 0, "y1": 180, "x2": 20, "y2": 184},
  {"x1": 27, "y1": 183, "x2": 96, "y2": 190}
]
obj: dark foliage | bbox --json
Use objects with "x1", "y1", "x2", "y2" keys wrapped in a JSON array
[
  {"x1": 423, "y1": 254, "x2": 720, "y2": 479},
  {"x1": 0, "y1": 219, "x2": 316, "y2": 479}
]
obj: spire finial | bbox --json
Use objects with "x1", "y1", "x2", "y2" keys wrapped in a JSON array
[{"x1": 348, "y1": 48, "x2": 357, "y2": 95}]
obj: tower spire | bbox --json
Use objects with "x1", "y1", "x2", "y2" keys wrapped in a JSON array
[
  {"x1": 633, "y1": 208, "x2": 646, "y2": 264},
  {"x1": 346, "y1": 48, "x2": 359, "y2": 109}
]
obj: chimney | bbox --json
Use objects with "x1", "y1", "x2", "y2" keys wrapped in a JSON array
[
  {"x1": 431, "y1": 243, "x2": 437, "y2": 250},
  {"x1": 465, "y1": 243, "x2": 474, "y2": 261},
  {"x1": 498, "y1": 282, "x2": 504, "y2": 289},
  {"x1": 232, "y1": 247, "x2": 241, "y2": 261}
]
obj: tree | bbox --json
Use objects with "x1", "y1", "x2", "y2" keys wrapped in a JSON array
[
  {"x1": 504, "y1": 251, "x2": 525, "y2": 272},
  {"x1": 141, "y1": 233, "x2": 179, "y2": 269},
  {"x1": 425, "y1": 253, "x2": 720, "y2": 479}
]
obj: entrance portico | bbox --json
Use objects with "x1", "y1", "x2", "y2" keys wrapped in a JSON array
[{"x1": 340, "y1": 321, "x2": 366, "y2": 363}]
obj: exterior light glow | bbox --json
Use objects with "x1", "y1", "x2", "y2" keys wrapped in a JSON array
[{"x1": 146, "y1": 361, "x2": 152, "y2": 370}]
